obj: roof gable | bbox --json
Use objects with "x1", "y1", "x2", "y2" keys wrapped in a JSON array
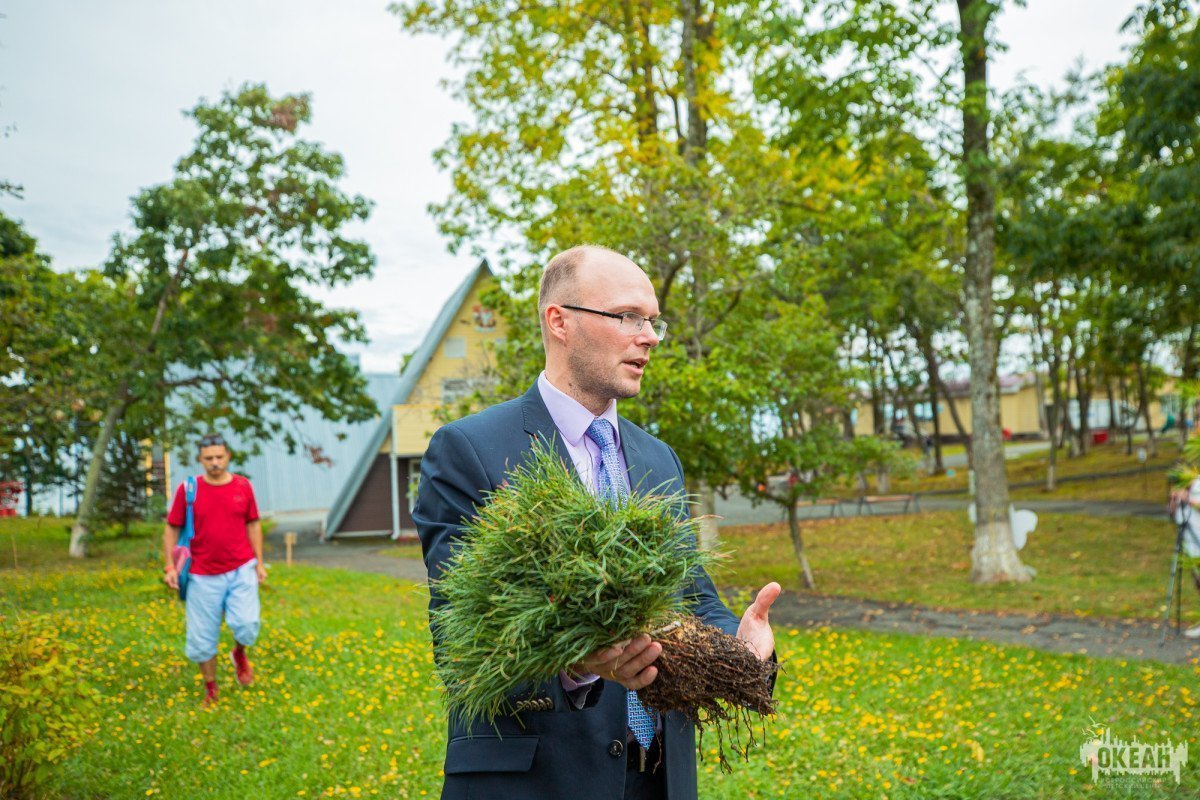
[{"x1": 324, "y1": 260, "x2": 494, "y2": 537}]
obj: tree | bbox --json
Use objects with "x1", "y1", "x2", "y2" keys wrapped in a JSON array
[
  {"x1": 0, "y1": 213, "x2": 114, "y2": 513},
  {"x1": 1102, "y1": 0, "x2": 1200, "y2": 445},
  {"x1": 724, "y1": 294, "x2": 906, "y2": 588},
  {"x1": 67, "y1": 84, "x2": 378, "y2": 556},
  {"x1": 954, "y1": 0, "x2": 1031, "y2": 583},
  {"x1": 93, "y1": 431, "x2": 150, "y2": 536},
  {"x1": 394, "y1": 0, "x2": 797, "y2": 546}
]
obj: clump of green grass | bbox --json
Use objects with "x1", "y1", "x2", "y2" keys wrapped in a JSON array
[{"x1": 432, "y1": 440, "x2": 716, "y2": 724}]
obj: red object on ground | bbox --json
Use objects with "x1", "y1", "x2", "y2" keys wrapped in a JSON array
[
  {"x1": 1001, "y1": 428, "x2": 1012, "y2": 442},
  {"x1": 231, "y1": 646, "x2": 254, "y2": 686},
  {"x1": 0, "y1": 482, "x2": 22, "y2": 517},
  {"x1": 1092, "y1": 430, "x2": 1109, "y2": 445}
]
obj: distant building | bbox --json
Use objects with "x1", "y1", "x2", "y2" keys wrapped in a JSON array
[
  {"x1": 167, "y1": 372, "x2": 402, "y2": 516},
  {"x1": 324, "y1": 260, "x2": 505, "y2": 539},
  {"x1": 853, "y1": 372, "x2": 1172, "y2": 440}
]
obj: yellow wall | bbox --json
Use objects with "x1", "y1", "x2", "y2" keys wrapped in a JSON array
[
  {"x1": 391, "y1": 274, "x2": 508, "y2": 456},
  {"x1": 853, "y1": 379, "x2": 1173, "y2": 439}
]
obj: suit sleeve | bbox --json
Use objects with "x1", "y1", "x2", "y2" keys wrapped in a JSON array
[
  {"x1": 413, "y1": 423, "x2": 602, "y2": 715},
  {"x1": 413, "y1": 423, "x2": 491, "y2": 608},
  {"x1": 667, "y1": 447, "x2": 779, "y2": 694},
  {"x1": 665, "y1": 447, "x2": 740, "y2": 636}
]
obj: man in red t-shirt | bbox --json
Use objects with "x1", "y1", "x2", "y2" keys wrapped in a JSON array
[{"x1": 163, "y1": 433, "x2": 266, "y2": 705}]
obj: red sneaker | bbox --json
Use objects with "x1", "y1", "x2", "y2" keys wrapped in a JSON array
[
  {"x1": 202, "y1": 681, "x2": 219, "y2": 706},
  {"x1": 230, "y1": 646, "x2": 254, "y2": 686}
]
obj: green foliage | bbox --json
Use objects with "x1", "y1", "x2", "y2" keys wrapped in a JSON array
[
  {"x1": 0, "y1": 213, "x2": 115, "y2": 499},
  {"x1": 64, "y1": 83, "x2": 381, "y2": 553},
  {"x1": 1171, "y1": 402, "x2": 1200, "y2": 486},
  {"x1": 431, "y1": 440, "x2": 715, "y2": 723},
  {"x1": 0, "y1": 615, "x2": 98, "y2": 799},
  {"x1": 93, "y1": 433, "x2": 150, "y2": 535}
]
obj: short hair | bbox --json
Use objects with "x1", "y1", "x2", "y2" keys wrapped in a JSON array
[
  {"x1": 197, "y1": 433, "x2": 229, "y2": 455},
  {"x1": 538, "y1": 245, "x2": 622, "y2": 345}
]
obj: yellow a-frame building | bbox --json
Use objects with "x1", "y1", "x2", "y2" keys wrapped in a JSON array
[{"x1": 324, "y1": 261, "x2": 506, "y2": 539}]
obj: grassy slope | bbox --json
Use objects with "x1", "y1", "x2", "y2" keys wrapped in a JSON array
[
  {"x1": 714, "y1": 511, "x2": 1196, "y2": 624},
  {"x1": 885, "y1": 440, "x2": 1182, "y2": 504},
  {"x1": 2, "y1": 519, "x2": 1198, "y2": 798}
]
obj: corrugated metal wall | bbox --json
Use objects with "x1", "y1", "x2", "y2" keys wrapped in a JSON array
[{"x1": 168, "y1": 373, "x2": 400, "y2": 515}]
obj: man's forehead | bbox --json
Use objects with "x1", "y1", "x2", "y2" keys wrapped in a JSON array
[{"x1": 575, "y1": 253, "x2": 656, "y2": 303}]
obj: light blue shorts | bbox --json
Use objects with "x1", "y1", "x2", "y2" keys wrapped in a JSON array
[{"x1": 184, "y1": 559, "x2": 261, "y2": 663}]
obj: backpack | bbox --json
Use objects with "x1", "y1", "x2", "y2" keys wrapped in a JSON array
[{"x1": 172, "y1": 476, "x2": 199, "y2": 601}]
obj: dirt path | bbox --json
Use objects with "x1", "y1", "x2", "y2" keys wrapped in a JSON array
[{"x1": 769, "y1": 591, "x2": 1200, "y2": 666}]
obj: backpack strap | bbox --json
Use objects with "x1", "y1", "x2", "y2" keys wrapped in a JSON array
[{"x1": 178, "y1": 476, "x2": 199, "y2": 548}]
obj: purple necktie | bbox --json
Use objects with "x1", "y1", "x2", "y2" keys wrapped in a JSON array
[{"x1": 585, "y1": 419, "x2": 657, "y2": 750}]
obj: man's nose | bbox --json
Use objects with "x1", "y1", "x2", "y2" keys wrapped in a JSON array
[{"x1": 634, "y1": 322, "x2": 659, "y2": 347}]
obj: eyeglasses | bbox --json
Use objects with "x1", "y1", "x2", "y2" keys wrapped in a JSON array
[
  {"x1": 561, "y1": 305, "x2": 667, "y2": 340},
  {"x1": 198, "y1": 434, "x2": 227, "y2": 448}
]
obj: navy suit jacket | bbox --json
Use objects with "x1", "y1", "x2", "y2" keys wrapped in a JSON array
[{"x1": 413, "y1": 383, "x2": 739, "y2": 800}]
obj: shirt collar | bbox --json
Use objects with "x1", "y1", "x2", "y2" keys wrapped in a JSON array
[{"x1": 537, "y1": 371, "x2": 620, "y2": 449}]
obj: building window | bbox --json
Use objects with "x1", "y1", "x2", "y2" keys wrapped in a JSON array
[
  {"x1": 442, "y1": 378, "x2": 472, "y2": 404},
  {"x1": 444, "y1": 337, "x2": 466, "y2": 359},
  {"x1": 442, "y1": 376, "x2": 495, "y2": 404}
]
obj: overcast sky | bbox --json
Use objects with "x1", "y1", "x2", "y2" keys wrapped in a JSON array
[{"x1": 0, "y1": 1, "x2": 1140, "y2": 373}]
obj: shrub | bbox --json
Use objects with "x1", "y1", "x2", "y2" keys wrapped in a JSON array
[{"x1": 0, "y1": 615, "x2": 98, "y2": 799}]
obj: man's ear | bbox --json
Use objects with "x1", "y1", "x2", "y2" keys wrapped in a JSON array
[{"x1": 544, "y1": 305, "x2": 570, "y2": 344}]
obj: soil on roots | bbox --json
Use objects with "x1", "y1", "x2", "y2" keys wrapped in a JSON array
[{"x1": 637, "y1": 615, "x2": 778, "y2": 769}]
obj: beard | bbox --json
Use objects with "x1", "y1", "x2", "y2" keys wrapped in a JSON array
[{"x1": 566, "y1": 341, "x2": 642, "y2": 407}]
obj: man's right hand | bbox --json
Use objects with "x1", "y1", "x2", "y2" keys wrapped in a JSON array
[
  {"x1": 574, "y1": 633, "x2": 662, "y2": 691},
  {"x1": 163, "y1": 567, "x2": 179, "y2": 590}
]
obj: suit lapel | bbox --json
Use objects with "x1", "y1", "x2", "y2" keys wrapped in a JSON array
[
  {"x1": 519, "y1": 383, "x2": 575, "y2": 468},
  {"x1": 520, "y1": 381, "x2": 658, "y2": 497},
  {"x1": 618, "y1": 420, "x2": 653, "y2": 497}
]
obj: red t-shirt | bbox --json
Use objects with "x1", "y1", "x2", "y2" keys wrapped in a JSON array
[{"x1": 167, "y1": 474, "x2": 259, "y2": 575}]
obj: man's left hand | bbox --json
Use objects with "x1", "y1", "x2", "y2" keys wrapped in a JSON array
[
  {"x1": 736, "y1": 582, "x2": 781, "y2": 661},
  {"x1": 256, "y1": 562, "x2": 268, "y2": 584}
]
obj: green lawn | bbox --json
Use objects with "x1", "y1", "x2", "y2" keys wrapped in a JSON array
[
  {"x1": 2, "y1": 517, "x2": 1198, "y2": 798},
  {"x1": 715, "y1": 511, "x2": 1195, "y2": 624},
  {"x1": 886, "y1": 439, "x2": 1182, "y2": 503}
]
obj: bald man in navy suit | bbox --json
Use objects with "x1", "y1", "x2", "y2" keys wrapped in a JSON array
[{"x1": 415, "y1": 245, "x2": 780, "y2": 800}]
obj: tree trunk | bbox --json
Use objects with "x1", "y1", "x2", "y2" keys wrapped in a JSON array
[
  {"x1": 22, "y1": 443, "x2": 34, "y2": 516},
  {"x1": 1136, "y1": 362, "x2": 1158, "y2": 457},
  {"x1": 1047, "y1": 347, "x2": 1062, "y2": 492},
  {"x1": 1064, "y1": 349, "x2": 1080, "y2": 458},
  {"x1": 1120, "y1": 375, "x2": 1133, "y2": 454},
  {"x1": 1179, "y1": 322, "x2": 1198, "y2": 448},
  {"x1": 1034, "y1": 369, "x2": 1048, "y2": 438},
  {"x1": 1105, "y1": 379, "x2": 1117, "y2": 439},
  {"x1": 926, "y1": 343, "x2": 945, "y2": 474},
  {"x1": 1075, "y1": 361, "x2": 1092, "y2": 456},
  {"x1": 690, "y1": 481, "x2": 719, "y2": 550},
  {"x1": 69, "y1": 388, "x2": 129, "y2": 558},
  {"x1": 956, "y1": 0, "x2": 1030, "y2": 583},
  {"x1": 678, "y1": 0, "x2": 708, "y2": 161},
  {"x1": 786, "y1": 503, "x2": 814, "y2": 590},
  {"x1": 932, "y1": 368, "x2": 972, "y2": 466}
]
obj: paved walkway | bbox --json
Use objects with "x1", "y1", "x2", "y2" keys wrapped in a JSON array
[
  {"x1": 266, "y1": 515, "x2": 1200, "y2": 666},
  {"x1": 713, "y1": 492, "x2": 1167, "y2": 526}
]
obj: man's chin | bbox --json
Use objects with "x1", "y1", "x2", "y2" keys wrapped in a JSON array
[{"x1": 616, "y1": 378, "x2": 642, "y2": 399}]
